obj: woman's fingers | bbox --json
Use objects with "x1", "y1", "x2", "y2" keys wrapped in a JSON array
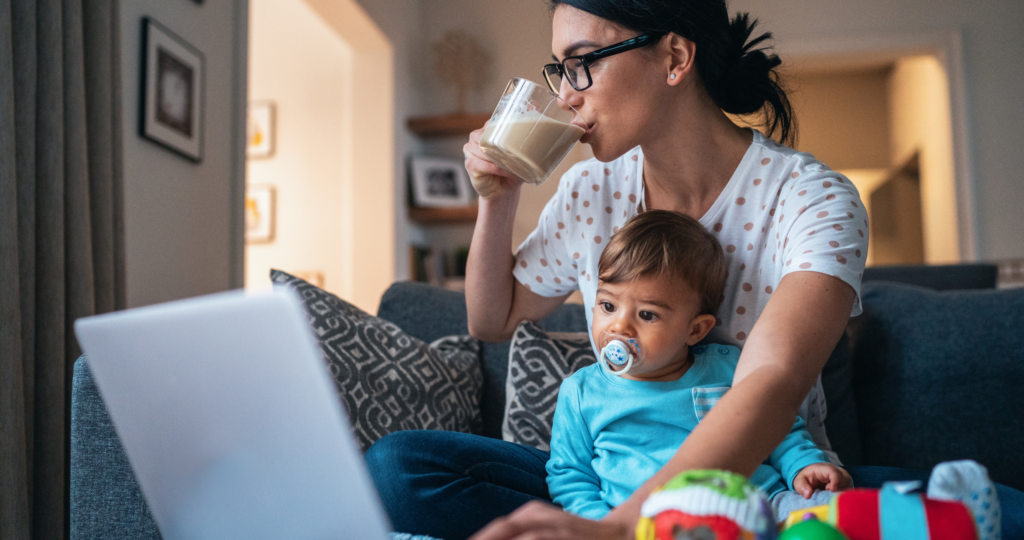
[{"x1": 469, "y1": 501, "x2": 629, "y2": 540}]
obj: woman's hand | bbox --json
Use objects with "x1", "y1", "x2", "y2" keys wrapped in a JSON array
[
  {"x1": 469, "y1": 500, "x2": 632, "y2": 540},
  {"x1": 792, "y1": 463, "x2": 853, "y2": 498},
  {"x1": 464, "y1": 124, "x2": 524, "y2": 200}
]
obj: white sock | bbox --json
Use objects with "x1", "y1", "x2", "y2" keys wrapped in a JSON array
[{"x1": 927, "y1": 460, "x2": 1001, "y2": 540}]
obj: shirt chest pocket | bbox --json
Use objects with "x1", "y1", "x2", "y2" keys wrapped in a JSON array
[{"x1": 692, "y1": 386, "x2": 731, "y2": 422}]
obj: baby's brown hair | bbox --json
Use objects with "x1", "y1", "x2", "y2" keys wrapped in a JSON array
[{"x1": 598, "y1": 210, "x2": 727, "y2": 317}]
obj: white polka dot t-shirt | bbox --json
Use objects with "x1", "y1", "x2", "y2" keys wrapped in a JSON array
[{"x1": 512, "y1": 130, "x2": 869, "y2": 462}]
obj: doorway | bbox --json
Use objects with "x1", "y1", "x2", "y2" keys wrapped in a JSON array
[{"x1": 244, "y1": 0, "x2": 395, "y2": 313}]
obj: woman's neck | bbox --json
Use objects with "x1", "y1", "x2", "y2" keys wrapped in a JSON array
[{"x1": 640, "y1": 98, "x2": 753, "y2": 219}]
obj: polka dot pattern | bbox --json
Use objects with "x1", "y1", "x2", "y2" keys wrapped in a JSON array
[{"x1": 510, "y1": 133, "x2": 867, "y2": 453}]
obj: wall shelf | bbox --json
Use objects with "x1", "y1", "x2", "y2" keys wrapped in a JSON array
[
  {"x1": 407, "y1": 113, "x2": 490, "y2": 138},
  {"x1": 408, "y1": 205, "x2": 478, "y2": 224}
]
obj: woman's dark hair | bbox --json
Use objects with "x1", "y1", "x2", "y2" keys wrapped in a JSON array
[{"x1": 550, "y1": 0, "x2": 796, "y2": 146}]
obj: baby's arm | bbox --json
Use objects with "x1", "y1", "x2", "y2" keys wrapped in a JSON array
[
  {"x1": 546, "y1": 380, "x2": 613, "y2": 519},
  {"x1": 768, "y1": 415, "x2": 845, "y2": 494}
]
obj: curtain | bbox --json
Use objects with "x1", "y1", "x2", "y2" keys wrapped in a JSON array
[{"x1": 0, "y1": 0, "x2": 125, "y2": 538}]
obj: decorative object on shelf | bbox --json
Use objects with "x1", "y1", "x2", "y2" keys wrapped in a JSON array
[
  {"x1": 432, "y1": 30, "x2": 490, "y2": 114},
  {"x1": 410, "y1": 156, "x2": 475, "y2": 208},
  {"x1": 247, "y1": 101, "x2": 276, "y2": 159},
  {"x1": 140, "y1": 17, "x2": 204, "y2": 162},
  {"x1": 245, "y1": 184, "x2": 276, "y2": 244}
]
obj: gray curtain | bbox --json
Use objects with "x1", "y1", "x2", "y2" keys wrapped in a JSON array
[{"x1": 0, "y1": 0, "x2": 125, "y2": 538}]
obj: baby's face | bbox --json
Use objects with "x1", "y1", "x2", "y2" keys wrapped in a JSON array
[{"x1": 591, "y1": 274, "x2": 704, "y2": 381}]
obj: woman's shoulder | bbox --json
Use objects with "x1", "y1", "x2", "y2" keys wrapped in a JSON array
[{"x1": 750, "y1": 131, "x2": 850, "y2": 184}]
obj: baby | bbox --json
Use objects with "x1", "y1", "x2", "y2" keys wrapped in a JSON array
[{"x1": 546, "y1": 210, "x2": 851, "y2": 523}]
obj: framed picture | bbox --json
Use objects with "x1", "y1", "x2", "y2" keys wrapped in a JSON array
[
  {"x1": 140, "y1": 17, "x2": 204, "y2": 162},
  {"x1": 247, "y1": 101, "x2": 276, "y2": 159},
  {"x1": 409, "y1": 156, "x2": 474, "y2": 207},
  {"x1": 245, "y1": 185, "x2": 276, "y2": 243}
]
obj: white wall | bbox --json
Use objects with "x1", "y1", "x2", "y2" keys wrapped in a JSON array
[
  {"x1": 120, "y1": 0, "x2": 247, "y2": 308},
  {"x1": 731, "y1": 0, "x2": 1024, "y2": 260},
  {"x1": 246, "y1": 0, "x2": 352, "y2": 294},
  {"x1": 888, "y1": 56, "x2": 959, "y2": 264}
]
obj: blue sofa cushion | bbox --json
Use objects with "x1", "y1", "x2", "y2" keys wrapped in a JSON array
[
  {"x1": 272, "y1": 270, "x2": 484, "y2": 451},
  {"x1": 71, "y1": 358, "x2": 160, "y2": 539},
  {"x1": 851, "y1": 282, "x2": 1024, "y2": 490}
]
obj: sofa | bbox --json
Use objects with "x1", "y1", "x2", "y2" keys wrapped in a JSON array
[{"x1": 70, "y1": 277, "x2": 1024, "y2": 538}]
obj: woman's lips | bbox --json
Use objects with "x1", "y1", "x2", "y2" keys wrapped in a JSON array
[{"x1": 579, "y1": 123, "x2": 594, "y2": 144}]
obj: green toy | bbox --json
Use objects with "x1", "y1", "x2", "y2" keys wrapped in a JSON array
[{"x1": 779, "y1": 517, "x2": 848, "y2": 540}]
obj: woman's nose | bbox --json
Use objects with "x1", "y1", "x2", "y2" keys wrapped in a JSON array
[{"x1": 557, "y1": 79, "x2": 582, "y2": 110}]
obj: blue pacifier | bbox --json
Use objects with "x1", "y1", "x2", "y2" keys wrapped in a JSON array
[{"x1": 598, "y1": 331, "x2": 642, "y2": 376}]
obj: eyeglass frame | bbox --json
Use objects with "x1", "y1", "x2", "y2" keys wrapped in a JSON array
[{"x1": 542, "y1": 33, "x2": 665, "y2": 94}]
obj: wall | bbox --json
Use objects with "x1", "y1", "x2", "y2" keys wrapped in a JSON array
[
  {"x1": 788, "y1": 68, "x2": 891, "y2": 171},
  {"x1": 352, "y1": 0, "x2": 425, "y2": 282},
  {"x1": 246, "y1": 0, "x2": 351, "y2": 294},
  {"x1": 730, "y1": 0, "x2": 1024, "y2": 260},
  {"x1": 888, "y1": 56, "x2": 959, "y2": 264},
  {"x1": 120, "y1": 0, "x2": 247, "y2": 308}
]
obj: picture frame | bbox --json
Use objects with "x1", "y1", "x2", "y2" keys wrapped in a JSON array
[
  {"x1": 245, "y1": 185, "x2": 276, "y2": 244},
  {"x1": 140, "y1": 17, "x2": 205, "y2": 162},
  {"x1": 247, "y1": 101, "x2": 276, "y2": 159},
  {"x1": 409, "y1": 156, "x2": 475, "y2": 208}
]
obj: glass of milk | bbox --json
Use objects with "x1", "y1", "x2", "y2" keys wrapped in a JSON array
[{"x1": 480, "y1": 78, "x2": 588, "y2": 186}]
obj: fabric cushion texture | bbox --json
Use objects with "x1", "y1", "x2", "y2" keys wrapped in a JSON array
[
  {"x1": 271, "y1": 270, "x2": 484, "y2": 452},
  {"x1": 376, "y1": 281, "x2": 590, "y2": 439},
  {"x1": 851, "y1": 281, "x2": 1024, "y2": 490},
  {"x1": 502, "y1": 321, "x2": 596, "y2": 450}
]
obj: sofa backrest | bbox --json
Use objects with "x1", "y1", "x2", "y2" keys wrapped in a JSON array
[{"x1": 850, "y1": 281, "x2": 1024, "y2": 490}]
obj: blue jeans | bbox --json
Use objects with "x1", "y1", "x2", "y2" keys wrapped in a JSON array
[{"x1": 365, "y1": 430, "x2": 1024, "y2": 540}]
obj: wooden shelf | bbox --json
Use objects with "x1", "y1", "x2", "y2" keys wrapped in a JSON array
[
  {"x1": 407, "y1": 113, "x2": 490, "y2": 138},
  {"x1": 408, "y1": 205, "x2": 478, "y2": 224}
]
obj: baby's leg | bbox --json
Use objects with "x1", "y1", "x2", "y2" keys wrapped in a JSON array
[{"x1": 769, "y1": 489, "x2": 834, "y2": 524}]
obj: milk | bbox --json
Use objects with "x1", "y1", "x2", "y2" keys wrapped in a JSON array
[{"x1": 480, "y1": 112, "x2": 586, "y2": 185}]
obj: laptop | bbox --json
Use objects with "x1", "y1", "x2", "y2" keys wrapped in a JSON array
[{"x1": 74, "y1": 288, "x2": 393, "y2": 540}]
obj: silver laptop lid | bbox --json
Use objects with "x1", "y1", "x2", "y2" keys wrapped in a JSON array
[{"x1": 75, "y1": 288, "x2": 392, "y2": 540}]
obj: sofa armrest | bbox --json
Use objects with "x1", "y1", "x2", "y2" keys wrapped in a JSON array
[{"x1": 70, "y1": 356, "x2": 160, "y2": 539}]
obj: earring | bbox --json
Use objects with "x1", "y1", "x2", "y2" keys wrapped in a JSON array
[{"x1": 670, "y1": 73, "x2": 677, "y2": 80}]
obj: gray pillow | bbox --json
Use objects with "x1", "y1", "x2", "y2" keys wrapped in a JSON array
[
  {"x1": 271, "y1": 269, "x2": 483, "y2": 452},
  {"x1": 502, "y1": 321, "x2": 596, "y2": 450}
]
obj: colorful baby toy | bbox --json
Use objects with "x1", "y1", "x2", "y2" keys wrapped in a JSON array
[
  {"x1": 636, "y1": 461, "x2": 999, "y2": 540},
  {"x1": 636, "y1": 469, "x2": 777, "y2": 540}
]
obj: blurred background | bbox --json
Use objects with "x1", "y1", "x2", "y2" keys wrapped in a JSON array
[{"x1": 115, "y1": 0, "x2": 1024, "y2": 313}]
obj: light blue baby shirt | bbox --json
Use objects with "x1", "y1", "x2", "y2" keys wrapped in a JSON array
[{"x1": 545, "y1": 344, "x2": 828, "y2": 519}]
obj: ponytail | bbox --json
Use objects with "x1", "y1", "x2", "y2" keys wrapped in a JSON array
[{"x1": 550, "y1": 1, "x2": 797, "y2": 146}]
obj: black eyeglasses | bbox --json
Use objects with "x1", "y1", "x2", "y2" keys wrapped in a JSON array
[{"x1": 543, "y1": 33, "x2": 664, "y2": 95}]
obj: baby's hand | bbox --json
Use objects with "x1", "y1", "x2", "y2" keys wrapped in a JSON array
[{"x1": 792, "y1": 463, "x2": 852, "y2": 499}]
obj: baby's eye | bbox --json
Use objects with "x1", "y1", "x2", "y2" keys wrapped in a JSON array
[
  {"x1": 599, "y1": 301, "x2": 615, "y2": 313},
  {"x1": 639, "y1": 311, "x2": 658, "y2": 322}
]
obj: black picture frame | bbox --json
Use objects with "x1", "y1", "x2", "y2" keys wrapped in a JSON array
[{"x1": 139, "y1": 17, "x2": 205, "y2": 162}]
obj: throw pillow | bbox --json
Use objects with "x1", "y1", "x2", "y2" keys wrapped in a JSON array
[
  {"x1": 270, "y1": 269, "x2": 483, "y2": 452},
  {"x1": 502, "y1": 321, "x2": 596, "y2": 451}
]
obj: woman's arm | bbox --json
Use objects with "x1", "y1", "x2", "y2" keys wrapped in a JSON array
[
  {"x1": 603, "y1": 271, "x2": 855, "y2": 528},
  {"x1": 463, "y1": 128, "x2": 571, "y2": 342},
  {"x1": 470, "y1": 271, "x2": 855, "y2": 540}
]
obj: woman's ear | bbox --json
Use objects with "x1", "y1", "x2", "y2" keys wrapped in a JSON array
[
  {"x1": 686, "y1": 313, "x2": 717, "y2": 345},
  {"x1": 665, "y1": 33, "x2": 697, "y2": 85}
]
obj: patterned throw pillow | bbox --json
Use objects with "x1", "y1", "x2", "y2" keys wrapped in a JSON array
[
  {"x1": 271, "y1": 269, "x2": 483, "y2": 452},
  {"x1": 502, "y1": 321, "x2": 596, "y2": 451}
]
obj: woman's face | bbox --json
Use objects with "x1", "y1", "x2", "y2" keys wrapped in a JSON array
[{"x1": 551, "y1": 5, "x2": 670, "y2": 162}]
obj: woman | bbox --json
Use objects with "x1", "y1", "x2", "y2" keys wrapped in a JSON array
[{"x1": 371, "y1": 1, "x2": 863, "y2": 539}]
